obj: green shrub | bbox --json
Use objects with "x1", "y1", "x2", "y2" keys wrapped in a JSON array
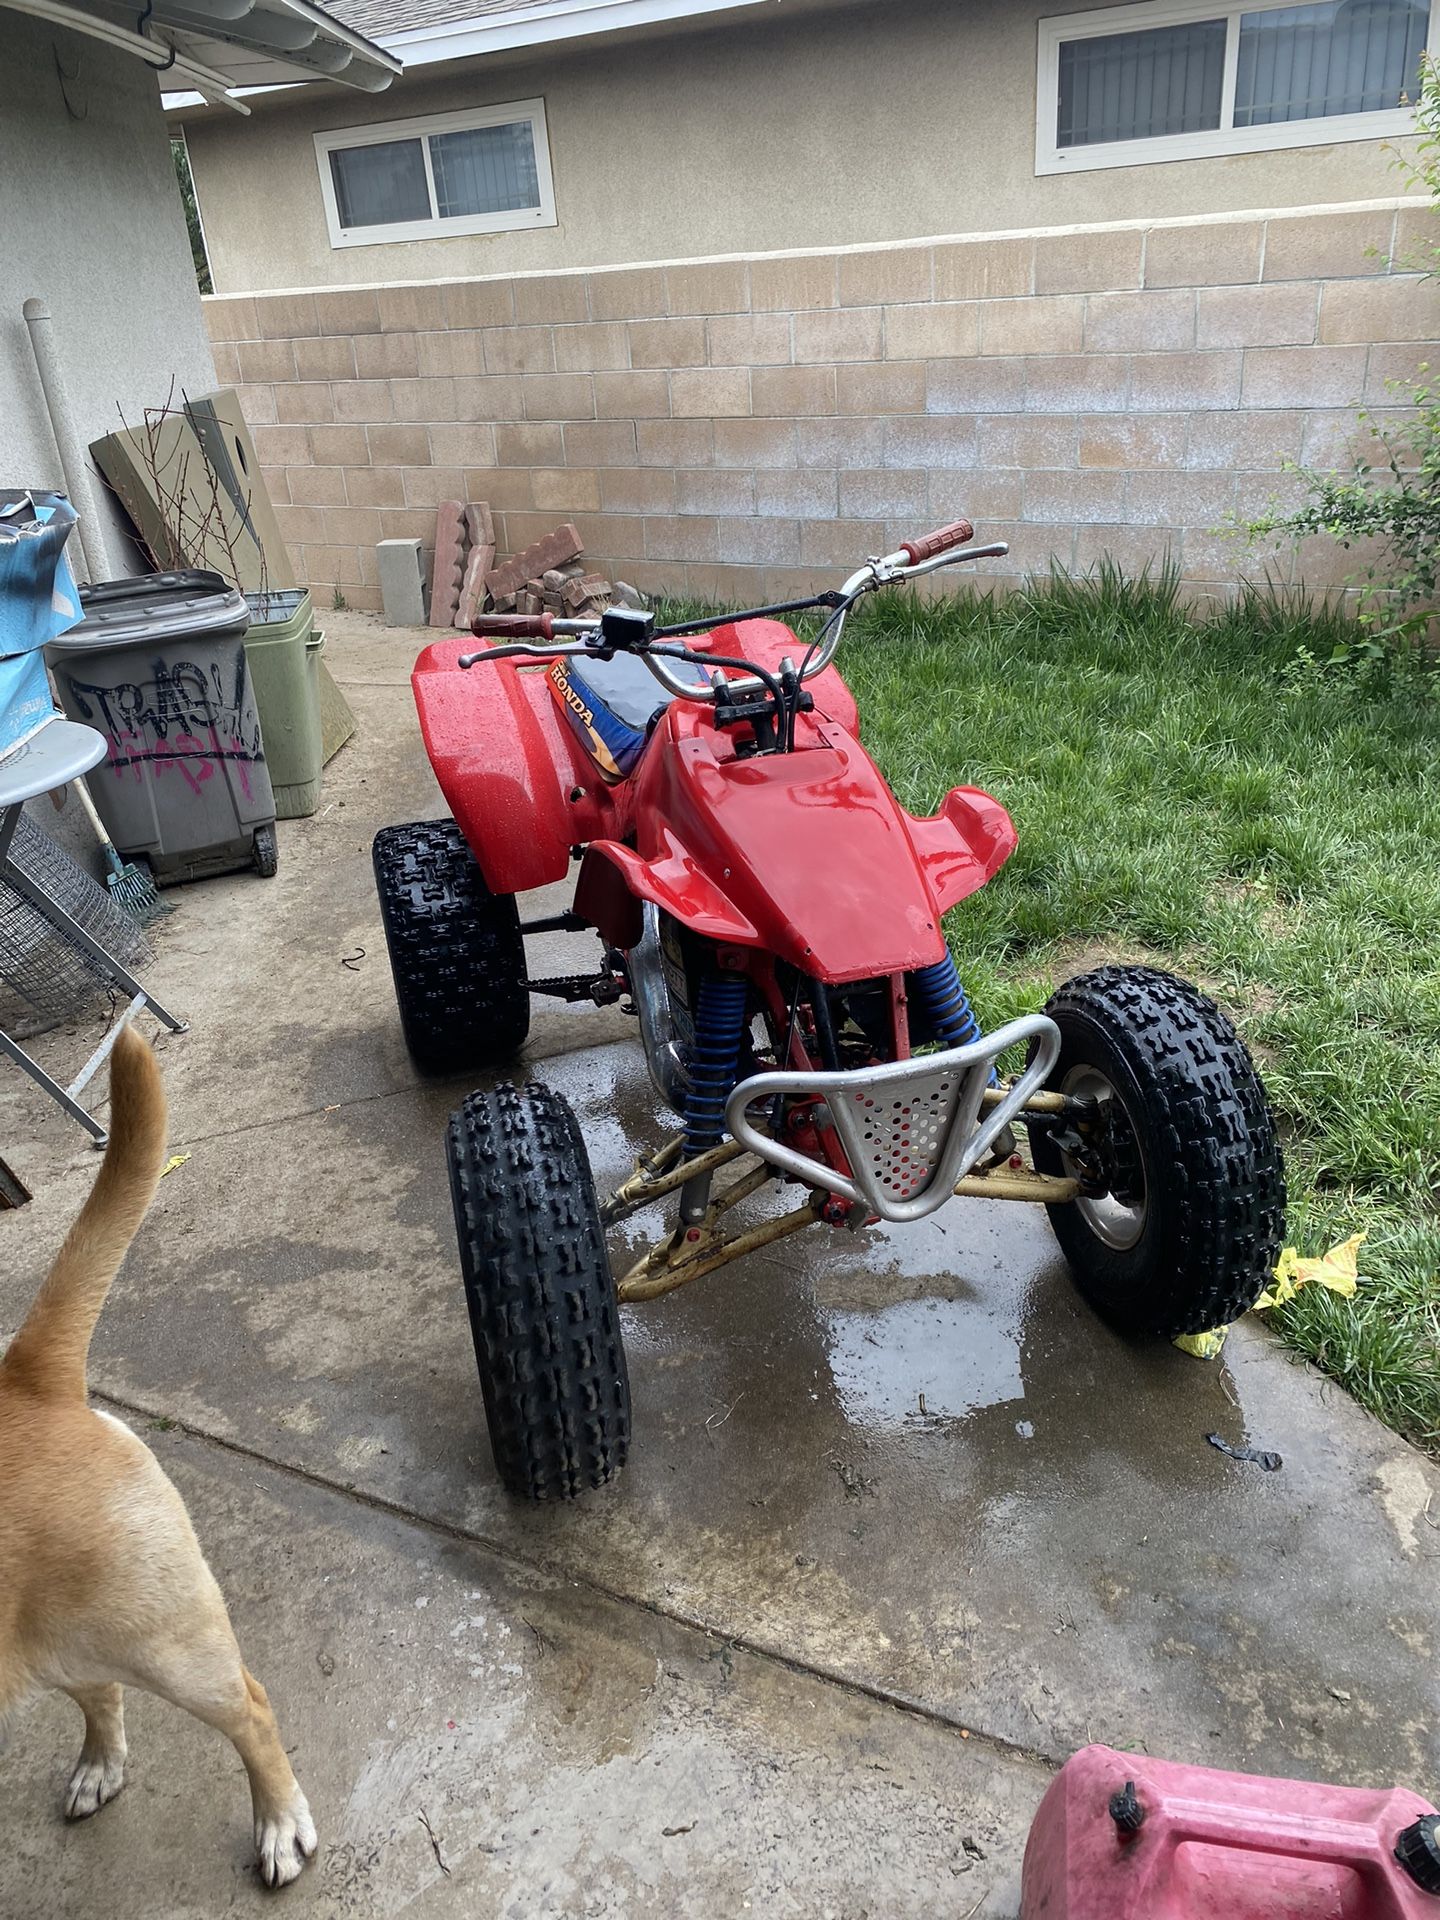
[{"x1": 1242, "y1": 55, "x2": 1440, "y2": 660}]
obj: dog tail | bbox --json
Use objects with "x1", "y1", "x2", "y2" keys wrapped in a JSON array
[{"x1": 2, "y1": 1025, "x2": 168, "y2": 1403}]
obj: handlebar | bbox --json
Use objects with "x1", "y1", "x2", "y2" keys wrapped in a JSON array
[
  {"x1": 458, "y1": 610, "x2": 601, "y2": 667},
  {"x1": 457, "y1": 524, "x2": 1010, "y2": 693},
  {"x1": 477, "y1": 612, "x2": 556, "y2": 640},
  {"x1": 898, "y1": 519, "x2": 975, "y2": 565}
]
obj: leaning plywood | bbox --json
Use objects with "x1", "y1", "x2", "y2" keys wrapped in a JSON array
[
  {"x1": 318, "y1": 656, "x2": 357, "y2": 765},
  {"x1": 90, "y1": 389, "x2": 295, "y2": 593}
]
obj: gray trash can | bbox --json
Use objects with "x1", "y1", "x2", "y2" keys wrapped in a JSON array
[{"x1": 47, "y1": 571, "x2": 278, "y2": 884}]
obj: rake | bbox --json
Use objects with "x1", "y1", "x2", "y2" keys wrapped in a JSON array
[{"x1": 72, "y1": 774, "x2": 168, "y2": 925}]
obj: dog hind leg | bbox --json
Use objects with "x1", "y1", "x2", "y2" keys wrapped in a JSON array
[
  {"x1": 134, "y1": 1628, "x2": 315, "y2": 1889},
  {"x1": 62, "y1": 1684, "x2": 128, "y2": 1818},
  {"x1": 236, "y1": 1664, "x2": 317, "y2": 1889}
]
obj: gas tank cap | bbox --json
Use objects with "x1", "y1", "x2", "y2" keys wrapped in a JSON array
[
  {"x1": 1108, "y1": 1782, "x2": 1146, "y2": 1835},
  {"x1": 1396, "y1": 1814, "x2": 1440, "y2": 1894}
]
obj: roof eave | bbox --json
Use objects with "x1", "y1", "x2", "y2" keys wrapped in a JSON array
[
  {"x1": 2, "y1": 0, "x2": 399, "y2": 98},
  {"x1": 270, "y1": 0, "x2": 400, "y2": 75},
  {"x1": 382, "y1": 0, "x2": 773, "y2": 68}
]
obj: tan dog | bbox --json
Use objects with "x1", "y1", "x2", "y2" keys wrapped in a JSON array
[{"x1": 0, "y1": 1029, "x2": 316, "y2": 1887}]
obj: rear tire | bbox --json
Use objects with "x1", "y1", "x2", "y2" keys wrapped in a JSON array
[
  {"x1": 373, "y1": 819, "x2": 528, "y2": 1075},
  {"x1": 447, "y1": 1081, "x2": 630, "y2": 1500},
  {"x1": 253, "y1": 823, "x2": 279, "y2": 878},
  {"x1": 1031, "y1": 965, "x2": 1284, "y2": 1336}
]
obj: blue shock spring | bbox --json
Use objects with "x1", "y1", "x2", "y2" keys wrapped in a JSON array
[
  {"x1": 910, "y1": 953, "x2": 996, "y2": 1084},
  {"x1": 682, "y1": 974, "x2": 750, "y2": 1156},
  {"x1": 910, "y1": 953, "x2": 983, "y2": 1049}
]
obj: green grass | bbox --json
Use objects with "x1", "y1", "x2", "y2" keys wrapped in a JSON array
[{"x1": 829, "y1": 568, "x2": 1440, "y2": 1455}]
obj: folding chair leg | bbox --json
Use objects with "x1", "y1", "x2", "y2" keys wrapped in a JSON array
[{"x1": 0, "y1": 1028, "x2": 109, "y2": 1145}]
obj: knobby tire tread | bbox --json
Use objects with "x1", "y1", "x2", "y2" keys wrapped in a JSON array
[
  {"x1": 1034, "y1": 965, "x2": 1285, "y2": 1336},
  {"x1": 448, "y1": 1081, "x2": 630, "y2": 1499}
]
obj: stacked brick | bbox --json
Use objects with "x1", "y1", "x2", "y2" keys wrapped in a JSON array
[
  {"x1": 433, "y1": 515, "x2": 637, "y2": 626},
  {"x1": 428, "y1": 500, "x2": 494, "y2": 627},
  {"x1": 206, "y1": 199, "x2": 1440, "y2": 613}
]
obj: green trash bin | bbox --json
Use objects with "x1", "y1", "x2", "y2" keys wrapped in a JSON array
[{"x1": 243, "y1": 590, "x2": 325, "y2": 819}]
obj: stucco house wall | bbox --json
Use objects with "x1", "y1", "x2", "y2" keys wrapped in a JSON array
[
  {"x1": 181, "y1": 0, "x2": 1414, "y2": 296},
  {"x1": 2, "y1": 13, "x2": 218, "y2": 575},
  {"x1": 203, "y1": 197, "x2": 1440, "y2": 614}
]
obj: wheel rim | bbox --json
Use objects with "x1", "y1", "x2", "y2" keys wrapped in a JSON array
[{"x1": 1060, "y1": 1064, "x2": 1148, "y2": 1251}]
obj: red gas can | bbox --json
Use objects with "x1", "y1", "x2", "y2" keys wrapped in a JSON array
[{"x1": 1021, "y1": 1745, "x2": 1440, "y2": 1919}]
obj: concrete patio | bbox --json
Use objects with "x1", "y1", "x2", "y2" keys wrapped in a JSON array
[{"x1": 2, "y1": 611, "x2": 1436, "y2": 1918}]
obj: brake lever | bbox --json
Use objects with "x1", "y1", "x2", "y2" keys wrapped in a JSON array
[
  {"x1": 461, "y1": 604, "x2": 651, "y2": 666},
  {"x1": 458, "y1": 639, "x2": 598, "y2": 669},
  {"x1": 889, "y1": 541, "x2": 1010, "y2": 583}
]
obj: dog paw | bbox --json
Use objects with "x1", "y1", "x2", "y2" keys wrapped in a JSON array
[
  {"x1": 255, "y1": 1792, "x2": 317, "y2": 1889},
  {"x1": 64, "y1": 1752, "x2": 126, "y2": 1819}
]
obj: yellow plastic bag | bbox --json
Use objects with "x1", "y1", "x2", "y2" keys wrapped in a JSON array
[
  {"x1": 1173, "y1": 1233, "x2": 1364, "y2": 1359},
  {"x1": 1253, "y1": 1233, "x2": 1363, "y2": 1311},
  {"x1": 1174, "y1": 1326, "x2": 1231, "y2": 1360}
]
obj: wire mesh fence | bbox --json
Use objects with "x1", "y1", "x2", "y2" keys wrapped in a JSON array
[{"x1": 0, "y1": 810, "x2": 151, "y2": 1033}]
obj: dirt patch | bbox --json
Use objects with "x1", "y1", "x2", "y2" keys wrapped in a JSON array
[
  {"x1": 1044, "y1": 939, "x2": 1171, "y2": 983},
  {"x1": 1210, "y1": 876, "x2": 1298, "y2": 942},
  {"x1": 1040, "y1": 941, "x2": 1280, "y2": 1060}
]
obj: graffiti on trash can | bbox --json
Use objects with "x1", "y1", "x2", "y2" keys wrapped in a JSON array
[{"x1": 62, "y1": 656, "x2": 266, "y2": 801}]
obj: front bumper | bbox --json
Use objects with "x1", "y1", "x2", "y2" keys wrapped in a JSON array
[{"x1": 724, "y1": 1014, "x2": 1062, "y2": 1224}]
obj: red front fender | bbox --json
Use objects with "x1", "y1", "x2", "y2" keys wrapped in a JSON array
[
  {"x1": 592, "y1": 706, "x2": 1014, "y2": 982},
  {"x1": 912, "y1": 786, "x2": 1019, "y2": 912},
  {"x1": 412, "y1": 635, "x2": 1014, "y2": 973}
]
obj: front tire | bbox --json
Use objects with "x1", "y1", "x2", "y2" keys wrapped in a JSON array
[
  {"x1": 1031, "y1": 966, "x2": 1284, "y2": 1336},
  {"x1": 447, "y1": 1081, "x2": 631, "y2": 1500},
  {"x1": 373, "y1": 819, "x2": 529, "y2": 1075}
]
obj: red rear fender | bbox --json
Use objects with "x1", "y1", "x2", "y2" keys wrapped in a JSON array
[
  {"x1": 696, "y1": 619, "x2": 859, "y2": 734},
  {"x1": 411, "y1": 622, "x2": 855, "y2": 900},
  {"x1": 413, "y1": 639, "x2": 598, "y2": 894}
]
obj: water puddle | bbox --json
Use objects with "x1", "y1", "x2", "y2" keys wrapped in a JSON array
[{"x1": 825, "y1": 1296, "x2": 1026, "y2": 1429}]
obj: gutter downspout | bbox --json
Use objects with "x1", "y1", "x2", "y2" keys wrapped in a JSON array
[{"x1": 22, "y1": 297, "x2": 111, "y2": 585}]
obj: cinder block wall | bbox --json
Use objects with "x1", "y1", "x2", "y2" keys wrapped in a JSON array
[{"x1": 203, "y1": 200, "x2": 1438, "y2": 615}]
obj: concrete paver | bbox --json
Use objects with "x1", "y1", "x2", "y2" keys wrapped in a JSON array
[{"x1": 2, "y1": 611, "x2": 1436, "y2": 1916}]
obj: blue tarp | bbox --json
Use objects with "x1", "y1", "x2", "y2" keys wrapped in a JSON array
[{"x1": 0, "y1": 490, "x2": 83, "y2": 755}]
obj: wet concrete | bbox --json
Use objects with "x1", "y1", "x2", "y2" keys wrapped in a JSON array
[
  {"x1": 3, "y1": 612, "x2": 1437, "y2": 1914},
  {"x1": 6, "y1": 1430, "x2": 1046, "y2": 1917}
]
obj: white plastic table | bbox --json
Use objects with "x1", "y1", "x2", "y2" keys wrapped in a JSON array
[{"x1": 0, "y1": 717, "x2": 186, "y2": 1144}]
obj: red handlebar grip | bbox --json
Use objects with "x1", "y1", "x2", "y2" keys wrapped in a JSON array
[
  {"x1": 899, "y1": 519, "x2": 975, "y2": 565},
  {"x1": 472, "y1": 612, "x2": 555, "y2": 640}
]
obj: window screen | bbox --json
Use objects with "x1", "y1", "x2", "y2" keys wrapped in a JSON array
[
  {"x1": 329, "y1": 138, "x2": 430, "y2": 231},
  {"x1": 429, "y1": 120, "x2": 541, "y2": 219},
  {"x1": 1234, "y1": 0, "x2": 1429, "y2": 126},
  {"x1": 1057, "y1": 18, "x2": 1228, "y2": 145}
]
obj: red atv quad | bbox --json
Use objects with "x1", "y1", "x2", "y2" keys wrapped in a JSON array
[{"x1": 374, "y1": 521, "x2": 1284, "y2": 1501}]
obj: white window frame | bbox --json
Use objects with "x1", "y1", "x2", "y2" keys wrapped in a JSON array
[
  {"x1": 314, "y1": 100, "x2": 557, "y2": 248},
  {"x1": 1037, "y1": 0, "x2": 1439, "y2": 174}
]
